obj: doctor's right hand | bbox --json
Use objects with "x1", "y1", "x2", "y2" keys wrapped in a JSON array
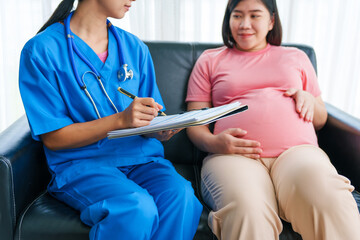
[
  {"x1": 210, "y1": 128, "x2": 262, "y2": 159},
  {"x1": 119, "y1": 97, "x2": 162, "y2": 128}
]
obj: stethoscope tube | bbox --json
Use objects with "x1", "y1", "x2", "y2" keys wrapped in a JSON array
[{"x1": 64, "y1": 12, "x2": 131, "y2": 119}]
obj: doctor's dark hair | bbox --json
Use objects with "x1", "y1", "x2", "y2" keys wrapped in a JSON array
[
  {"x1": 38, "y1": 0, "x2": 80, "y2": 34},
  {"x1": 222, "y1": 0, "x2": 282, "y2": 48}
]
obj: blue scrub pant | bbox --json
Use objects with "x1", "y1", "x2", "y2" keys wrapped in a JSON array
[{"x1": 49, "y1": 160, "x2": 203, "y2": 240}]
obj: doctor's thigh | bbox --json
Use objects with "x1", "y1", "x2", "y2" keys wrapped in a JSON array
[{"x1": 48, "y1": 162, "x2": 202, "y2": 240}]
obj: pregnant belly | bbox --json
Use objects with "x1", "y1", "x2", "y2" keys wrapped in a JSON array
[{"x1": 214, "y1": 89, "x2": 318, "y2": 157}]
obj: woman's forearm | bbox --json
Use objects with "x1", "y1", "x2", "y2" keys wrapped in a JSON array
[
  {"x1": 187, "y1": 125, "x2": 215, "y2": 153},
  {"x1": 313, "y1": 96, "x2": 328, "y2": 130}
]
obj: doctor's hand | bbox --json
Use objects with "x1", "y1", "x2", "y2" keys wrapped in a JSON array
[
  {"x1": 119, "y1": 97, "x2": 162, "y2": 128},
  {"x1": 210, "y1": 128, "x2": 262, "y2": 159},
  {"x1": 143, "y1": 128, "x2": 183, "y2": 141},
  {"x1": 284, "y1": 88, "x2": 316, "y2": 122}
]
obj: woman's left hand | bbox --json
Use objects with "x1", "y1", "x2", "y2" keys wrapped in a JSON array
[
  {"x1": 143, "y1": 129, "x2": 183, "y2": 141},
  {"x1": 284, "y1": 88, "x2": 316, "y2": 122}
]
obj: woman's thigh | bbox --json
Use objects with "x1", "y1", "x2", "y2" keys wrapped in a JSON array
[
  {"x1": 271, "y1": 145, "x2": 354, "y2": 221},
  {"x1": 201, "y1": 154, "x2": 278, "y2": 211}
]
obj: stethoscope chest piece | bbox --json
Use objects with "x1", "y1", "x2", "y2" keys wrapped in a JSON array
[{"x1": 118, "y1": 64, "x2": 133, "y2": 82}]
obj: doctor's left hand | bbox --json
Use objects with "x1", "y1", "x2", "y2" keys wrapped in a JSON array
[{"x1": 143, "y1": 129, "x2": 183, "y2": 141}]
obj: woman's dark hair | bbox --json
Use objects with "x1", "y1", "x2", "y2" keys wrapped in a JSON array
[
  {"x1": 37, "y1": 0, "x2": 78, "y2": 34},
  {"x1": 222, "y1": 0, "x2": 282, "y2": 48}
]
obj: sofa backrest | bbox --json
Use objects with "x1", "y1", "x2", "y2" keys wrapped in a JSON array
[
  {"x1": 145, "y1": 42, "x2": 219, "y2": 165},
  {"x1": 145, "y1": 41, "x2": 317, "y2": 165}
]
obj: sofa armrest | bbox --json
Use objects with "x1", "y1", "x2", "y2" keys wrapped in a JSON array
[
  {"x1": 318, "y1": 103, "x2": 360, "y2": 190},
  {"x1": 0, "y1": 115, "x2": 50, "y2": 240},
  {"x1": 0, "y1": 152, "x2": 15, "y2": 240}
]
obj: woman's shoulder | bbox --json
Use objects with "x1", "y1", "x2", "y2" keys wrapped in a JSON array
[
  {"x1": 269, "y1": 45, "x2": 310, "y2": 62},
  {"x1": 270, "y1": 44, "x2": 306, "y2": 56},
  {"x1": 202, "y1": 45, "x2": 228, "y2": 55},
  {"x1": 198, "y1": 45, "x2": 229, "y2": 61}
]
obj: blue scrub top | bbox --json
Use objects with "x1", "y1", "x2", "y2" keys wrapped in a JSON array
[{"x1": 19, "y1": 22, "x2": 166, "y2": 188}]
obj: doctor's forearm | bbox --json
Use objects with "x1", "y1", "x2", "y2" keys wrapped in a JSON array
[{"x1": 41, "y1": 113, "x2": 126, "y2": 151}]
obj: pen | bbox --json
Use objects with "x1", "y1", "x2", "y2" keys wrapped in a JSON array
[{"x1": 117, "y1": 87, "x2": 166, "y2": 116}]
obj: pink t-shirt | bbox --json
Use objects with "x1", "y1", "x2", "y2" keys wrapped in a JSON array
[
  {"x1": 186, "y1": 44, "x2": 321, "y2": 157},
  {"x1": 97, "y1": 50, "x2": 108, "y2": 63}
]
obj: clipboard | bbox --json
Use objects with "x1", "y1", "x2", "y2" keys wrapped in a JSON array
[{"x1": 107, "y1": 101, "x2": 248, "y2": 139}]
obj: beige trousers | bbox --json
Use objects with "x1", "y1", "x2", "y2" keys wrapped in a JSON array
[{"x1": 201, "y1": 145, "x2": 360, "y2": 240}]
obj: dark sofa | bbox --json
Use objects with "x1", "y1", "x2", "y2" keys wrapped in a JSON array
[{"x1": 1, "y1": 41, "x2": 360, "y2": 240}]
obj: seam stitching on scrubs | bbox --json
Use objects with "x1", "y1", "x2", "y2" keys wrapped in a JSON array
[
  {"x1": 17, "y1": 191, "x2": 47, "y2": 240},
  {"x1": 93, "y1": 223, "x2": 100, "y2": 240},
  {"x1": 61, "y1": 187, "x2": 91, "y2": 209}
]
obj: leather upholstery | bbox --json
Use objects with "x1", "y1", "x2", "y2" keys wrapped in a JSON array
[{"x1": 1, "y1": 42, "x2": 359, "y2": 240}]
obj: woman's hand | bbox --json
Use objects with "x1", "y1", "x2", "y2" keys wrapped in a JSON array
[
  {"x1": 119, "y1": 97, "x2": 162, "y2": 128},
  {"x1": 209, "y1": 128, "x2": 262, "y2": 159},
  {"x1": 143, "y1": 129, "x2": 183, "y2": 141},
  {"x1": 284, "y1": 88, "x2": 316, "y2": 122},
  {"x1": 186, "y1": 101, "x2": 262, "y2": 159}
]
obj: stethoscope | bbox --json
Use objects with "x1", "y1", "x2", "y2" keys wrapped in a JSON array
[{"x1": 64, "y1": 12, "x2": 133, "y2": 119}]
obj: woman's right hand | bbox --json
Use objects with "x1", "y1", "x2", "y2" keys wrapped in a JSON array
[
  {"x1": 186, "y1": 101, "x2": 262, "y2": 160},
  {"x1": 119, "y1": 97, "x2": 162, "y2": 128},
  {"x1": 209, "y1": 128, "x2": 262, "y2": 159}
]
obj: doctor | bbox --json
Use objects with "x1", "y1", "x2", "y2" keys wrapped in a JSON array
[{"x1": 19, "y1": 0, "x2": 202, "y2": 239}]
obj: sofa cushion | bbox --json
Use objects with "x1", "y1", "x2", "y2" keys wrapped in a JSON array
[
  {"x1": 15, "y1": 193, "x2": 89, "y2": 240},
  {"x1": 15, "y1": 190, "x2": 360, "y2": 240}
]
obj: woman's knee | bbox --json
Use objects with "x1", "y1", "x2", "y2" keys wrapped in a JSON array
[
  {"x1": 290, "y1": 171, "x2": 353, "y2": 211},
  {"x1": 236, "y1": 193, "x2": 279, "y2": 219},
  {"x1": 210, "y1": 190, "x2": 280, "y2": 228},
  {"x1": 209, "y1": 198, "x2": 282, "y2": 239},
  {"x1": 278, "y1": 161, "x2": 355, "y2": 218}
]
